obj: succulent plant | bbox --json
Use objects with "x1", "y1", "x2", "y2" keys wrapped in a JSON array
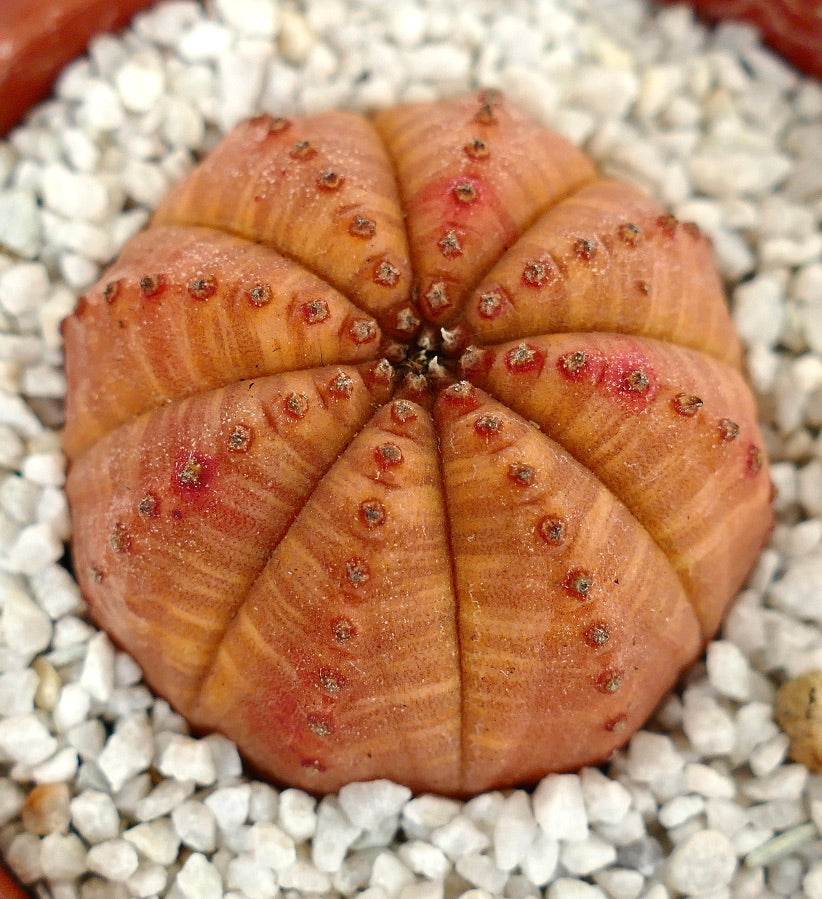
[{"x1": 62, "y1": 92, "x2": 773, "y2": 796}]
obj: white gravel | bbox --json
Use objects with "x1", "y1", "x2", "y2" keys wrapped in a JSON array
[{"x1": 0, "y1": 0, "x2": 821, "y2": 896}]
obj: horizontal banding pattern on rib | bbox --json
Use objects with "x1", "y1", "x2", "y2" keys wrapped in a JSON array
[{"x1": 63, "y1": 92, "x2": 773, "y2": 796}]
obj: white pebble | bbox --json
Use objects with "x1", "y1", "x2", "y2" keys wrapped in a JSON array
[
  {"x1": 636, "y1": 64, "x2": 684, "y2": 118},
  {"x1": 312, "y1": 797, "x2": 362, "y2": 872},
  {"x1": 560, "y1": 834, "x2": 618, "y2": 876},
  {"x1": 226, "y1": 854, "x2": 277, "y2": 898},
  {"x1": 398, "y1": 840, "x2": 450, "y2": 880},
  {"x1": 53, "y1": 614, "x2": 94, "y2": 650},
  {"x1": 115, "y1": 771, "x2": 151, "y2": 817},
  {"x1": 665, "y1": 829, "x2": 737, "y2": 894},
  {"x1": 339, "y1": 779, "x2": 412, "y2": 830},
  {"x1": 98, "y1": 713, "x2": 154, "y2": 792},
  {"x1": 682, "y1": 693, "x2": 737, "y2": 756},
  {"x1": 115, "y1": 56, "x2": 166, "y2": 114},
  {"x1": 57, "y1": 252, "x2": 99, "y2": 290},
  {"x1": 407, "y1": 44, "x2": 471, "y2": 84},
  {"x1": 0, "y1": 391, "x2": 44, "y2": 439},
  {"x1": 216, "y1": 48, "x2": 268, "y2": 131},
  {"x1": 706, "y1": 641, "x2": 753, "y2": 701},
  {"x1": 41, "y1": 164, "x2": 110, "y2": 222},
  {"x1": 493, "y1": 789, "x2": 537, "y2": 870},
  {"x1": 278, "y1": 858, "x2": 333, "y2": 892},
  {"x1": 133, "y1": 0, "x2": 202, "y2": 46},
  {"x1": 249, "y1": 820, "x2": 296, "y2": 870},
  {"x1": 0, "y1": 714, "x2": 57, "y2": 764},
  {"x1": 31, "y1": 746, "x2": 78, "y2": 784},
  {"x1": 126, "y1": 859, "x2": 168, "y2": 897},
  {"x1": 747, "y1": 798, "x2": 804, "y2": 830},
  {"x1": 733, "y1": 273, "x2": 787, "y2": 348},
  {"x1": 6, "y1": 522, "x2": 63, "y2": 576},
  {"x1": 46, "y1": 217, "x2": 112, "y2": 263},
  {"x1": 799, "y1": 462, "x2": 822, "y2": 516},
  {"x1": 30, "y1": 564, "x2": 82, "y2": 620},
  {"x1": 203, "y1": 732, "x2": 242, "y2": 780},
  {"x1": 568, "y1": 66, "x2": 639, "y2": 119},
  {"x1": 593, "y1": 867, "x2": 644, "y2": 899},
  {"x1": 624, "y1": 732, "x2": 684, "y2": 783},
  {"x1": 770, "y1": 555, "x2": 822, "y2": 622},
  {"x1": 776, "y1": 519, "x2": 822, "y2": 558},
  {"x1": 0, "y1": 509, "x2": 18, "y2": 554},
  {"x1": 690, "y1": 150, "x2": 791, "y2": 197},
  {"x1": 113, "y1": 651, "x2": 143, "y2": 688},
  {"x1": 806, "y1": 860, "x2": 822, "y2": 899},
  {"x1": 0, "y1": 424, "x2": 25, "y2": 469},
  {"x1": 0, "y1": 190, "x2": 41, "y2": 258},
  {"x1": 78, "y1": 79, "x2": 126, "y2": 130},
  {"x1": 0, "y1": 669, "x2": 38, "y2": 716},
  {"x1": 685, "y1": 764, "x2": 736, "y2": 799},
  {"x1": 402, "y1": 794, "x2": 461, "y2": 836},
  {"x1": 743, "y1": 764, "x2": 808, "y2": 802},
  {"x1": 158, "y1": 734, "x2": 217, "y2": 785},
  {"x1": 6, "y1": 831, "x2": 42, "y2": 884},
  {"x1": 38, "y1": 285, "x2": 75, "y2": 351},
  {"x1": 215, "y1": 0, "x2": 279, "y2": 36},
  {"x1": 247, "y1": 780, "x2": 278, "y2": 823},
  {"x1": 387, "y1": 3, "x2": 427, "y2": 47},
  {"x1": 40, "y1": 832, "x2": 87, "y2": 880},
  {"x1": 80, "y1": 631, "x2": 115, "y2": 702},
  {"x1": 659, "y1": 794, "x2": 705, "y2": 828},
  {"x1": 1, "y1": 586, "x2": 52, "y2": 657},
  {"x1": 21, "y1": 451, "x2": 65, "y2": 487},
  {"x1": 734, "y1": 703, "x2": 780, "y2": 763},
  {"x1": 455, "y1": 852, "x2": 507, "y2": 894},
  {"x1": 712, "y1": 227, "x2": 756, "y2": 280},
  {"x1": 533, "y1": 774, "x2": 589, "y2": 841},
  {"x1": 70, "y1": 789, "x2": 120, "y2": 843},
  {"x1": 175, "y1": 851, "x2": 223, "y2": 899},
  {"x1": 87, "y1": 838, "x2": 139, "y2": 881},
  {"x1": 273, "y1": 787, "x2": 314, "y2": 841},
  {"x1": 124, "y1": 818, "x2": 181, "y2": 866},
  {"x1": 795, "y1": 268, "x2": 822, "y2": 354},
  {"x1": 0, "y1": 474, "x2": 40, "y2": 523},
  {"x1": 761, "y1": 234, "x2": 822, "y2": 268},
  {"x1": 749, "y1": 733, "x2": 790, "y2": 778},
  {"x1": 547, "y1": 879, "x2": 607, "y2": 899},
  {"x1": 430, "y1": 813, "x2": 490, "y2": 860},
  {"x1": 161, "y1": 97, "x2": 205, "y2": 149},
  {"x1": 110, "y1": 208, "x2": 151, "y2": 251},
  {"x1": 61, "y1": 127, "x2": 100, "y2": 172},
  {"x1": 204, "y1": 783, "x2": 250, "y2": 835},
  {"x1": 0, "y1": 263, "x2": 49, "y2": 317},
  {"x1": 0, "y1": 778, "x2": 24, "y2": 826},
  {"x1": 121, "y1": 158, "x2": 170, "y2": 208},
  {"x1": 172, "y1": 799, "x2": 217, "y2": 852},
  {"x1": 20, "y1": 365, "x2": 67, "y2": 400},
  {"x1": 177, "y1": 19, "x2": 232, "y2": 61},
  {"x1": 580, "y1": 766, "x2": 632, "y2": 824},
  {"x1": 371, "y1": 850, "x2": 416, "y2": 895}
]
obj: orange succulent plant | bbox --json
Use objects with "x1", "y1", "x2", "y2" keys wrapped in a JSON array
[{"x1": 62, "y1": 92, "x2": 773, "y2": 796}]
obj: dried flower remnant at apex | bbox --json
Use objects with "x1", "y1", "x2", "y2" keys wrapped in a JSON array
[{"x1": 62, "y1": 92, "x2": 773, "y2": 797}]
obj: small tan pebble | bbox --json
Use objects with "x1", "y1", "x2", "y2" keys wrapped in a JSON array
[
  {"x1": 278, "y1": 9, "x2": 314, "y2": 65},
  {"x1": 33, "y1": 656, "x2": 62, "y2": 712},
  {"x1": 21, "y1": 782, "x2": 71, "y2": 835},
  {"x1": 775, "y1": 671, "x2": 822, "y2": 770}
]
